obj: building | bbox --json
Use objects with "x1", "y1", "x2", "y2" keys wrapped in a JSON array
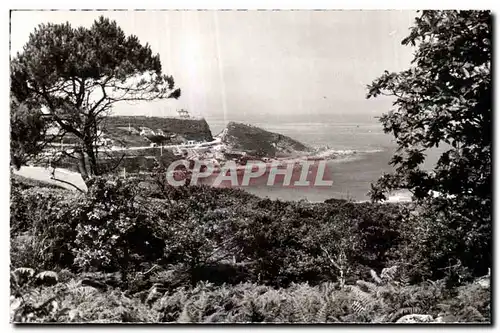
[
  {"x1": 139, "y1": 127, "x2": 155, "y2": 136},
  {"x1": 177, "y1": 109, "x2": 190, "y2": 119}
]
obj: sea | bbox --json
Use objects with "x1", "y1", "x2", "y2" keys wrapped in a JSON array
[{"x1": 204, "y1": 113, "x2": 444, "y2": 203}]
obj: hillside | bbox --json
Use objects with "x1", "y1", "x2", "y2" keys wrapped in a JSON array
[
  {"x1": 103, "y1": 116, "x2": 213, "y2": 147},
  {"x1": 221, "y1": 122, "x2": 311, "y2": 157}
]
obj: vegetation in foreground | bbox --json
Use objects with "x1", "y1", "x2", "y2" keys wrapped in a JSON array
[{"x1": 10, "y1": 175, "x2": 491, "y2": 323}]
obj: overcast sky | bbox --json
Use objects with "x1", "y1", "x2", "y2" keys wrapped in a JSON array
[{"x1": 10, "y1": 10, "x2": 417, "y2": 122}]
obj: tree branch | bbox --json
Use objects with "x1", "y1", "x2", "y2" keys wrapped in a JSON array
[{"x1": 49, "y1": 167, "x2": 86, "y2": 193}]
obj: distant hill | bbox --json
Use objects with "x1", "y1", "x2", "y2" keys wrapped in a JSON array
[
  {"x1": 221, "y1": 122, "x2": 311, "y2": 157},
  {"x1": 103, "y1": 116, "x2": 213, "y2": 147}
]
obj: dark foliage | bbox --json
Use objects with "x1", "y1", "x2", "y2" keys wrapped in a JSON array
[
  {"x1": 10, "y1": 97, "x2": 48, "y2": 169},
  {"x1": 367, "y1": 10, "x2": 491, "y2": 204},
  {"x1": 366, "y1": 9, "x2": 492, "y2": 284}
]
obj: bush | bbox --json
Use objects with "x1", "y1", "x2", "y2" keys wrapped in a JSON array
[
  {"x1": 229, "y1": 199, "x2": 408, "y2": 287},
  {"x1": 10, "y1": 183, "x2": 81, "y2": 270},
  {"x1": 71, "y1": 177, "x2": 167, "y2": 283},
  {"x1": 388, "y1": 196, "x2": 491, "y2": 282}
]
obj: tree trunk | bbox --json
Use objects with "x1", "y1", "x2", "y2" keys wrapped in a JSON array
[
  {"x1": 76, "y1": 140, "x2": 99, "y2": 182},
  {"x1": 76, "y1": 147, "x2": 89, "y2": 181},
  {"x1": 84, "y1": 140, "x2": 99, "y2": 177}
]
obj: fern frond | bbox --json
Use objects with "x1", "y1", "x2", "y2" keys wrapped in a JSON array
[
  {"x1": 64, "y1": 279, "x2": 81, "y2": 291},
  {"x1": 389, "y1": 307, "x2": 422, "y2": 322},
  {"x1": 14, "y1": 267, "x2": 35, "y2": 277},
  {"x1": 72, "y1": 286, "x2": 99, "y2": 300},
  {"x1": 316, "y1": 300, "x2": 328, "y2": 323},
  {"x1": 13, "y1": 267, "x2": 35, "y2": 286},
  {"x1": 35, "y1": 271, "x2": 58, "y2": 285},
  {"x1": 348, "y1": 286, "x2": 373, "y2": 314},
  {"x1": 26, "y1": 288, "x2": 42, "y2": 302},
  {"x1": 10, "y1": 272, "x2": 19, "y2": 288},
  {"x1": 351, "y1": 300, "x2": 365, "y2": 314},
  {"x1": 356, "y1": 280, "x2": 378, "y2": 293},
  {"x1": 381, "y1": 265, "x2": 398, "y2": 282},
  {"x1": 373, "y1": 313, "x2": 390, "y2": 323},
  {"x1": 291, "y1": 296, "x2": 311, "y2": 323},
  {"x1": 370, "y1": 269, "x2": 382, "y2": 285},
  {"x1": 177, "y1": 303, "x2": 193, "y2": 323},
  {"x1": 458, "y1": 306, "x2": 485, "y2": 322},
  {"x1": 329, "y1": 315, "x2": 342, "y2": 323},
  {"x1": 436, "y1": 303, "x2": 451, "y2": 313},
  {"x1": 203, "y1": 311, "x2": 223, "y2": 323}
]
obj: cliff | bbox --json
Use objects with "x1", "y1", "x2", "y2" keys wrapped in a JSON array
[
  {"x1": 103, "y1": 116, "x2": 214, "y2": 146},
  {"x1": 221, "y1": 122, "x2": 311, "y2": 157}
]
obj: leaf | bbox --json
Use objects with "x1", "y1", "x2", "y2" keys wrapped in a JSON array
[
  {"x1": 462, "y1": 67, "x2": 471, "y2": 78},
  {"x1": 370, "y1": 269, "x2": 382, "y2": 285},
  {"x1": 13, "y1": 267, "x2": 35, "y2": 280},
  {"x1": 35, "y1": 271, "x2": 59, "y2": 285}
]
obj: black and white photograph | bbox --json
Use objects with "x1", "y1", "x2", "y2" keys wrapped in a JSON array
[{"x1": 8, "y1": 8, "x2": 492, "y2": 324}]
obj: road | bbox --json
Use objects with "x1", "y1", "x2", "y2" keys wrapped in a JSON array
[
  {"x1": 108, "y1": 137, "x2": 222, "y2": 151},
  {"x1": 13, "y1": 166, "x2": 87, "y2": 192}
]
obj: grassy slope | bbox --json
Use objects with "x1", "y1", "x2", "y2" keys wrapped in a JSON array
[
  {"x1": 103, "y1": 116, "x2": 214, "y2": 146},
  {"x1": 223, "y1": 122, "x2": 311, "y2": 157}
]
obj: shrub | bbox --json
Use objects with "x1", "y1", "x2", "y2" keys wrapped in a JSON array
[
  {"x1": 389, "y1": 197, "x2": 491, "y2": 282},
  {"x1": 71, "y1": 177, "x2": 167, "y2": 284},
  {"x1": 10, "y1": 184, "x2": 81, "y2": 270}
]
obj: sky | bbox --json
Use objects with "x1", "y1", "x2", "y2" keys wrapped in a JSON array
[{"x1": 10, "y1": 10, "x2": 417, "y2": 123}]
